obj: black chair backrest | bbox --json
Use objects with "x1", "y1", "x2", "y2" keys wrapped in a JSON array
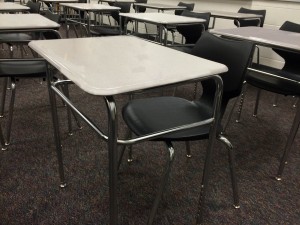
[
  {"x1": 273, "y1": 21, "x2": 300, "y2": 73},
  {"x1": 4, "y1": 0, "x2": 15, "y2": 2},
  {"x1": 191, "y1": 32, "x2": 254, "y2": 114},
  {"x1": 175, "y1": 2, "x2": 195, "y2": 16},
  {"x1": 132, "y1": 0, "x2": 147, "y2": 13},
  {"x1": 111, "y1": 2, "x2": 131, "y2": 27},
  {"x1": 176, "y1": 11, "x2": 211, "y2": 44},
  {"x1": 43, "y1": 10, "x2": 61, "y2": 39},
  {"x1": 234, "y1": 7, "x2": 266, "y2": 27},
  {"x1": 26, "y1": 1, "x2": 41, "y2": 14},
  {"x1": 44, "y1": 10, "x2": 61, "y2": 23}
]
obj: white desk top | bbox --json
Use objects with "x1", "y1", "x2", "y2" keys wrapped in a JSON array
[
  {"x1": 120, "y1": 13, "x2": 206, "y2": 25},
  {"x1": 211, "y1": 27, "x2": 300, "y2": 52},
  {"x1": 134, "y1": 3, "x2": 186, "y2": 10},
  {"x1": 60, "y1": 3, "x2": 120, "y2": 11},
  {"x1": 0, "y1": 2, "x2": 29, "y2": 11},
  {"x1": 29, "y1": 36, "x2": 227, "y2": 96},
  {"x1": 209, "y1": 10, "x2": 263, "y2": 19},
  {"x1": 0, "y1": 14, "x2": 60, "y2": 30}
]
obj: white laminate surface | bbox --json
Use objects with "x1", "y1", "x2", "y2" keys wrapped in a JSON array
[
  {"x1": 210, "y1": 10, "x2": 263, "y2": 19},
  {"x1": 211, "y1": 27, "x2": 300, "y2": 52},
  {"x1": 29, "y1": 36, "x2": 227, "y2": 96},
  {"x1": 133, "y1": 3, "x2": 186, "y2": 10},
  {"x1": 0, "y1": 14, "x2": 60, "y2": 30},
  {"x1": 0, "y1": 2, "x2": 29, "y2": 11},
  {"x1": 120, "y1": 13, "x2": 206, "y2": 25},
  {"x1": 60, "y1": 3, "x2": 120, "y2": 11}
]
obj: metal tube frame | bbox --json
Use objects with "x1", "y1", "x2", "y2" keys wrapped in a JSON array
[{"x1": 47, "y1": 67, "x2": 224, "y2": 225}]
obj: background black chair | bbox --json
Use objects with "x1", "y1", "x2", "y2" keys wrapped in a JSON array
[
  {"x1": 132, "y1": 0, "x2": 147, "y2": 13},
  {"x1": 0, "y1": 29, "x2": 62, "y2": 147},
  {"x1": 175, "y1": 1, "x2": 195, "y2": 15},
  {"x1": 176, "y1": 10, "x2": 211, "y2": 44},
  {"x1": 235, "y1": 21, "x2": 300, "y2": 180},
  {"x1": 89, "y1": 2, "x2": 131, "y2": 36},
  {"x1": 0, "y1": 1, "x2": 41, "y2": 57},
  {"x1": 121, "y1": 32, "x2": 254, "y2": 224},
  {"x1": 168, "y1": 2, "x2": 195, "y2": 43},
  {"x1": 234, "y1": 7, "x2": 266, "y2": 27}
]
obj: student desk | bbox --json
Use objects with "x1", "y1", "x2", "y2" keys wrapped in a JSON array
[
  {"x1": 133, "y1": 3, "x2": 186, "y2": 13},
  {"x1": 29, "y1": 35, "x2": 227, "y2": 225},
  {"x1": 210, "y1": 26, "x2": 300, "y2": 180},
  {"x1": 197, "y1": 10, "x2": 263, "y2": 29},
  {"x1": 120, "y1": 12, "x2": 206, "y2": 45},
  {"x1": 0, "y1": 13, "x2": 60, "y2": 32},
  {"x1": 60, "y1": 3, "x2": 120, "y2": 37},
  {"x1": 0, "y1": 2, "x2": 29, "y2": 13}
]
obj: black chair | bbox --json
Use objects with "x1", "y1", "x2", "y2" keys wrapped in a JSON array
[
  {"x1": 169, "y1": 2, "x2": 195, "y2": 43},
  {"x1": 175, "y1": 1, "x2": 195, "y2": 15},
  {"x1": 176, "y1": 10, "x2": 211, "y2": 44},
  {"x1": 121, "y1": 32, "x2": 254, "y2": 224},
  {"x1": 132, "y1": 0, "x2": 147, "y2": 13},
  {"x1": 235, "y1": 21, "x2": 300, "y2": 180},
  {"x1": 0, "y1": 1, "x2": 41, "y2": 56},
  {"x1": 0, "y1": 30, "x2": 62, "y2": 147},
  {"x1": 42, "y1": 10, "x2": 61, "y2": 39},
  {"x1": 89, "y1": 2, "x2": 131, "y2": 36},
  {"x1": 234, "y1": 7, "x2": 266, "y2": 27}
]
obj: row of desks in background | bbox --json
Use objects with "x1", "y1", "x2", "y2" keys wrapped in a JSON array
[
  {"x1": 0, "y1": 2, "x2": 261, "y2": 47},
  {"x1": 1, "y1": 7, "x2": 300, "y2": 225}
]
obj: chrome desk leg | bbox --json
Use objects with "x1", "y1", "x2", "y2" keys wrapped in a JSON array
[
  {"x1": 5, "y1": 78, "x2": 16, "y2": 146},
  {"x1": 0, "y1": 77, "x2": 8, "y2": 118},
  {"x1": 104, "y1": 96, "x2": 118, "y2": 225},
  {"x1": 46, "y1": 63, "x2": 66, "y2": 188},
  {"x1": 276, "y1": 98, "x2": 300, "y2": 180}
]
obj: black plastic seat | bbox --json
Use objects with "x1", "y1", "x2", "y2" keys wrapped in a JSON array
[
  {"x1": 121, "y1": 32, "x2": 254, "y2": 224},
  {"x1": 234, "y1": 7, "x2": 266, "y2": 27},
  {"x1": 236, "y1": 21, "x2": 300, "y2": 180}
]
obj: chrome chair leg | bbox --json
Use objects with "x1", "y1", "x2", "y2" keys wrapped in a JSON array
[
  {"x1": 222, "y1": 96, "x2": 239, "y2": 133},
  {"x1": 273, "y1": 94, "x2": 279, "y2": 107},
  {"x1": 147, "y1": 141, "x2": 175, "y2": 225},
  {"x1": 0, "y1": 77, "x2": 8, "y2": 118},
  {"x1": 293, "y1": 96, "x2": 297, "y2": 108},
  {"x1": 127, "y1": 142, "x2": 133, "y2": 162},
  {"x1": 185, "y1": 141, "x2": 192, "y2": 158},
  {"x1": 118, "y1": 129, "x2": 132, "y2": 170},
  {"x1": 0, "y1": 122, "x2": 7, "y2": 150},
  {"x1": 253, "y1": 89, "x2": 261, "y2": 117},
  {"x1": 276, "y1": 98, "x2": 300, "y2": 180},
  {"x1": 218, "y1": 135, "x2": 240, "y2": 208},
  {"x1": 236, "y1": 82, "x2": 247, "y2": 123},
  {"x1": 5, "y1": 78, "x2": 16, "y2": 146}
]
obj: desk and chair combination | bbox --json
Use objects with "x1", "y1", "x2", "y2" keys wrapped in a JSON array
[{"x1": 1, "y1": 0, "x2": 300, "y2": 224}]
